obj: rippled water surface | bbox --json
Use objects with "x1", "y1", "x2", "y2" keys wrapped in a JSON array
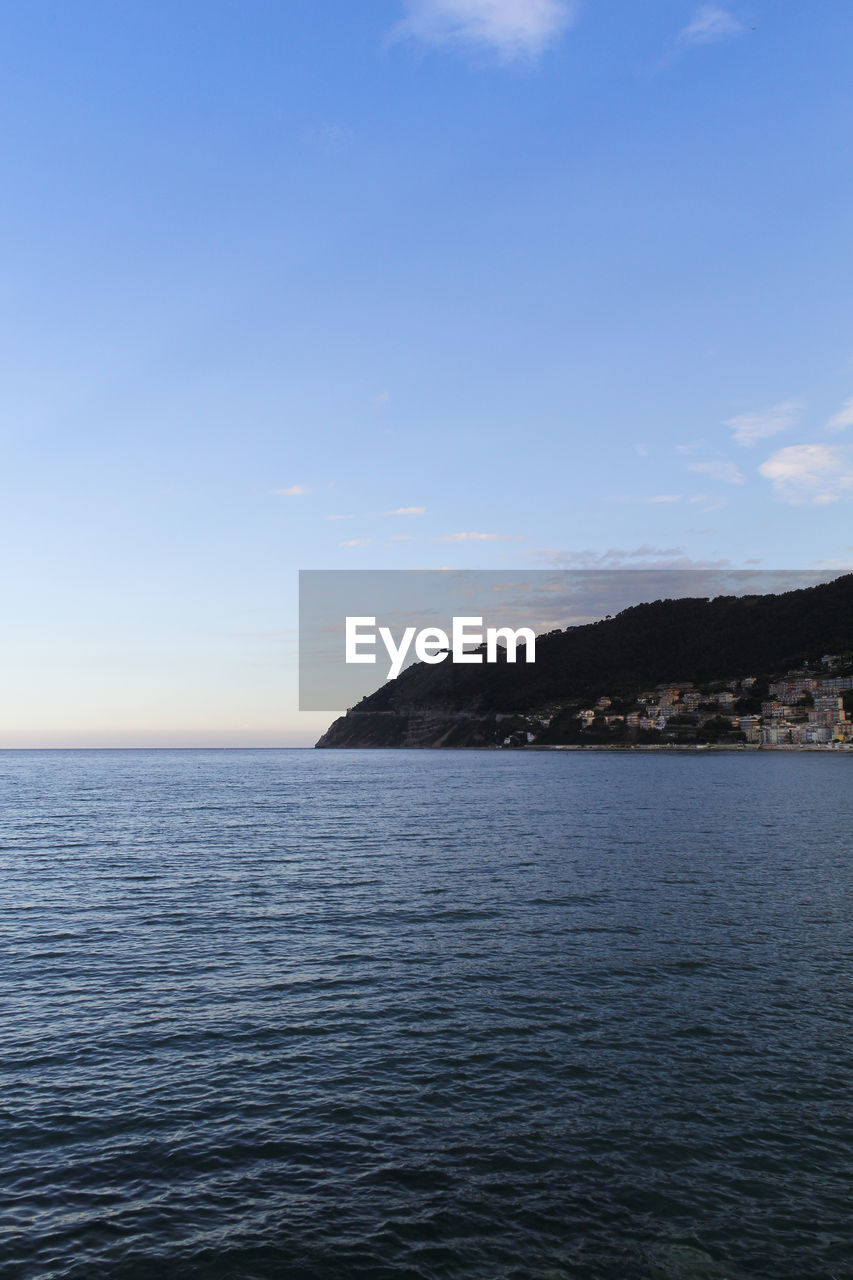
[{"x1": 1, "y1": 749, "x2": 851, "y2": 1279}]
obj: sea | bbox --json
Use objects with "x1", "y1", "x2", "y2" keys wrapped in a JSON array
[{"x1": 1, "y1": 748, "x2": 851, "y2": 1280}]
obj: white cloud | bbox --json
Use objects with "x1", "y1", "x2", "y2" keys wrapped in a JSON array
[
  {"x1": 759, "y1": 444, "x2": 853, "y2": 505},
  {"x1": 678, "y1": 5, "x2": 743, "y2": 47},
  {"x1": 648, "y1": 493, "x2": 682, "y2": 504},
  {"x1": 440, "y1": 531, "x2": 501, "y2": 541},
  {"x1": 688, "y1": 460, "x2": 746, "y2": 485},
  {"x1": 339, "y1": 538, "x2": 371, "y2": 547},
  {"x1": 826, "y1": 398, "x2": 853, "y2": 433},
  {"x1": 393, "y1": 0, "x2": 575, "y2": 59},
  {"x1": 725, "y1": 399, "x2": 801, "y2": 447},
  {"x1": 385, "y1": 506, "x2": 426, "y2": 515},
  {"x1": 276, "y1": 484, "x2": 306, "y2": 496}
]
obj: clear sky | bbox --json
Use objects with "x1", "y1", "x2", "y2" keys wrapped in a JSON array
[{"x1": 2, "y1": 0, "x2": 852, "y2": 746}]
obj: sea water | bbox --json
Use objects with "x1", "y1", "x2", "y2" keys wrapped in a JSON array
[{"x1": 1, "y1": 749, "x2": 850, "y2": 1279}]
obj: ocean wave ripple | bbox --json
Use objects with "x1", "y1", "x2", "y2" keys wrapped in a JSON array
[{"x1": 0, "y1": 748, "x2": 851, "y2": 1280}]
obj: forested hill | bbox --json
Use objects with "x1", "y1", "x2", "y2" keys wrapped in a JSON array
[{"x1": 315, "y1": 573, "x2": 853, "y2": 748}]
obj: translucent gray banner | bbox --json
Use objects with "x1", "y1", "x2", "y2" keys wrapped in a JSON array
[{"x1": 298, "y1": 569, "x2": 837, "y2": 712}]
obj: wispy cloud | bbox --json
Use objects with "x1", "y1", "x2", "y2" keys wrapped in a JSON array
[
  {"x1": 440, "y1": 531, "x2": 501, "y2": 541},
  {"x1": 392, "y1": 0, "x2": 575, "y2": 59},
  {"x1": 648, "y1": 493, "x2": 682, "y2": 504},
  {"x1": 688, "y1": 459, "x2": 746, "y2": 485},
  {"x1": 689, "y1": 492, "x2": 729, "y2": 511},
  {"x1": 759, "y1": 444, "x2": 853, "y2": 505},
  {"x1": 339, "y1": 538, "x2": 371, "y2": 547},
  {"x1": 725, "y1": 399, "x2": 801, "y2": 447},
  {"x1": 276, "y1": 484, "x2": 306, "y2": 496},
  {"x1": 385, "y1": 506, "x2": 426, "y2": 515},
  {"x1": 826, "y1": 397, "x2": 853, "y2": 433},
  {"x1": 678, "y1": 5, "x2": 743, "y2": 48},
  {"x1": 809, "y1": 554, "x2": 853, "y2": 570},
  {"x1": 303, "y1": 121, "x2": 347, "y2": 149},
  {"x1": 531, "y1": 545, "x2": 731, "y2": 570}
]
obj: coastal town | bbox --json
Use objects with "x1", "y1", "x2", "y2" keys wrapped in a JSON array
[
  {"x1": 319, "y1": 579, "x2": 853, "y2": 749},
  {"x1": 507, "y1": 653, "x2": 853, "y2": 749}
]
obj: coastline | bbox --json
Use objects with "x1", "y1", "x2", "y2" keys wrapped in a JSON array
[
  {"x1": 518, "y1": 742, "x2": 853, "y2": 753},
  {"x1": 316, "y1": 741, "x2": 853, "y2": 752}
]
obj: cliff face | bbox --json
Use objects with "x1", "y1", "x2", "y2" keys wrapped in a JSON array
[
  {"x1": 314, "y1": 574, "x2": 853, "y2": 748},
  {"x1": 315, "y1": 707, "x2": 503, "y2": 749}
]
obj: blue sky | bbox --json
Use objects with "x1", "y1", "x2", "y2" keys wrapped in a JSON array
[{"x1": 2, "y1": 0, "x2": 853, "y2": 745}]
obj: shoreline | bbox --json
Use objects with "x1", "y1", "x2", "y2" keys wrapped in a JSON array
[
  {"x1": 518, "y1": 742, "x2": 853, "y2": 753},
  {"x1": 314, "y1": 742, "x2": 853, "y2": 752}
]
